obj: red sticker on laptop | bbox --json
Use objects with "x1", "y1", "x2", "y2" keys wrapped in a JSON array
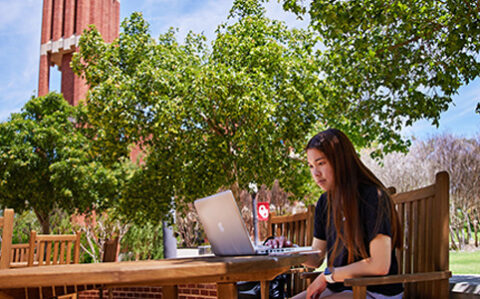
[{"x1": 257, "y1": 202, "x2": 270, "y2": 221}]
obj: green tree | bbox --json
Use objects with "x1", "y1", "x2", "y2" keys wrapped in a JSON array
[
  {"x1": 72, "y1": 1, "x2": 323, "y2": 222},
  {"x1": 0, "y1": 93, "x2": 126, "y2": 233},
  {"x1": 75, "y1": 0, "x2": 478, "y2": 223},
  {"x1": 281, "y1": 0, "x2": 480, "y2": 150}
]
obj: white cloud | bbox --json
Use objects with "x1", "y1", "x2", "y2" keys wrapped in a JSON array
[
  {"x1": 135, "y1": 0, "x2": 233, "y2": 42},
  {"x1": 264, "y1": 0, "x2": 309, "y2": 28},
  {"x1": 122, "y1": 0, "x2": 309, "y2": 43}
]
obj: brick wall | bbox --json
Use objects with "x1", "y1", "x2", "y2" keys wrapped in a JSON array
[
  {"x1": 178, "y1": 284, "x2": 217, "y2": 299},
  {"x1": 78, "y1": 283, "x2": 218, "y2": 299},
  {"x1": 39, "y1": 0, "x2": 120, "y2": 104}
]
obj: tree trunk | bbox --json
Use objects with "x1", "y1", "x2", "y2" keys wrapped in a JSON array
[
  {"x1": 34, "y1": 210, "x2": 50, "y2": 234},
  {"x1": 455, "y1": 226, "x2": 463, "y2": 250},
  {"x1": 449, "y1": 227, "x2": 458, "y2": 250},
  {"x1": 475, "y1": 218, "x2": 478, "y2": 247},
  {"x1": 460, "y1": 226, "x2": 465, "y2": 249},
  {"x1": 474, "y1": 213, "x2": 479, "y2": 247},
  {"x1": 41, "y1": 220, "x2": 50, "y2": 234},
  {"x1": 465, "y1": 212, "x2": 472, "y2": 246}
]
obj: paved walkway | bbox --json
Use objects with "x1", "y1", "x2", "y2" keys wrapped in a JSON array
[{"x1": 450, "y1": 275, "x2": 480, "y2": 297}]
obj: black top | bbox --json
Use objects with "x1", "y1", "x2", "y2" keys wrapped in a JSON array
[{"x1": 314, "y1": 184, "x2": 403, "y2": 296}]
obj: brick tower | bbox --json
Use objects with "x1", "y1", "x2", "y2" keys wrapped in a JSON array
[{"x1": 38, "y1": 0, "x2": 120, "y2": 106}]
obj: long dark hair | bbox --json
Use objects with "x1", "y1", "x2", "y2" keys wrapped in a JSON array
[{"x1": 306, "y1": 128, "x2": 402, "y2": 265}]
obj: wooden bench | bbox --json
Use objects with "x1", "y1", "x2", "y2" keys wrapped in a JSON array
[
  {"x1": 302, "y1": 171, "x2": 452, "y2": 299},
  {"x1": 267, "y1": 204, "x2": 315, "y2": 296}
]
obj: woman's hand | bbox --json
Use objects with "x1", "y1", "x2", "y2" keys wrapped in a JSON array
[
  {"x1": 306, "y1": 273, "x2": 327, "y2": 299},
  {"x1": 264, "y1": 236, "x2": 293, "y2": 248}
]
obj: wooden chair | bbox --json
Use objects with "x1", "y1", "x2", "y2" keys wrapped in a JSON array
[
  {"x1": 0, "y1": 208, "x2": 14, "y2": 269},
  {"x1": 99, "y1": 236, "x2": 121, "y2": 298},
  {"x1": 10, "y1": 243, "x2": 30, "y2": 266},
  {"x1": 267, "y1": 205, "x2": 315, "y2": 247},
  {"x1": 102, "y1": 236, "x2": 120, "y2": 263},
  {"x1": 28, "y1": 230, "x2": 81, "y2": 267},
  {"x1": 24, "y1": 231, "x2": 82, "y2": 298},
  {"x1": 303, "y1": 171, "x2": 452, "y2": 299},
  {"x1": 267, "y1": 204, "x2": 315, "y2": 296}
]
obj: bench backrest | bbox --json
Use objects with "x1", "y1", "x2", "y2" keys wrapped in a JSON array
[
  {"x1": 392, "y1": 171, "x2": 450, "y2": 297},
  {"x1": 10, "y1": 243, "x2": 29, "y2": 263},
  {"x1": 267, "y1": 204, "x2": 315, "y2": 246},
  {"x1": 28, "y1": 231, "x2": 81, "y2": 266}
]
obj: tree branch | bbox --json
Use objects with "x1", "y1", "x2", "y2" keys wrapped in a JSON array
[
  {"x1": 199, "y1": 111, "x2": 225, "y2": 136},
  {"x1": 463, "y1": 0, "x2": 473, "y2": 12},
  {"x1": 377, "y1": 22, "x2": 445, "y2": 55}
]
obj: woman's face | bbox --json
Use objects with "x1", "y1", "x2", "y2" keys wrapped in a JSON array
[{"x1": 307, "y1": 148, "x2": 335, "y2": 192}]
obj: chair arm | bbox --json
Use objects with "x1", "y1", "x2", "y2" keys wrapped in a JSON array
[
  {"x1": 300, "y1": 271, "x2": 321, "y2": 280},
  {"x1": 280, "y1": 266, "x2": 315, "y2": 276},
  {"x1": 300, "y1": 271, "x2": 452, "y2": 286},
  {"x1": 344, "y1": 271, "x2": 452, "y2": 287}
]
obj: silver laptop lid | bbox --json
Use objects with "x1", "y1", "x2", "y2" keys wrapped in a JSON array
[{"x1": 194, "y1": 190, "x2": 256, "y2": 256}]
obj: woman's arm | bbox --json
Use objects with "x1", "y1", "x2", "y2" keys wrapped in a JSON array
[
  {"x1": 303, "y1": 237, "x2": 327, "y2": 269},
  {"x1": 330, "y1": 234, "x2": 392, "y2": 282},
  {"x1": 306, "y1": 234, "x2": 391, "y2": 299}
]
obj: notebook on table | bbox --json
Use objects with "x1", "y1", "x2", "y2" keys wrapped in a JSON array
[{"x1": 194, "y1": 190, "x2": 312, "y2": 256}]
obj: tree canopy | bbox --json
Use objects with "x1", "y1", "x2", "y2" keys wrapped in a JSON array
[
  {"x1": 281, "y1": 0, "x2": 480, "y2": 137},
  {"x1": 0, "y1": 93, "x2": 127, "y2": 233},
  {"x1": 70, "y1": 0, "x2": 480, "y2": 222},
  {"x1": 72, "y1": 1, "x2": 328, "y2": 222}
]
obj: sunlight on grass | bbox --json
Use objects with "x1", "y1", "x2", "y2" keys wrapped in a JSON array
[{"x1": 450, "y1": 250, "x2": 480, "y2": 274}]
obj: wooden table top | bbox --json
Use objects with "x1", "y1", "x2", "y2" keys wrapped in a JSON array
[{"x1": 0, "y1": 251, "x2": 317, "y2": 289}]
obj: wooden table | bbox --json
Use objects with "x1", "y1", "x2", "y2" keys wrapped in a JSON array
[{"x1": 0, "y1": 251, "x2": 317, "y2": 299}]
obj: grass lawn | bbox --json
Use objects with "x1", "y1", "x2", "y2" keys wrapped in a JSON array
[
  {"x1": 301, "y1": 250, "x2": 479, "y2": 275},
  {"x1": 450, "y1": 250, "x2": 480, "y2": 274}
]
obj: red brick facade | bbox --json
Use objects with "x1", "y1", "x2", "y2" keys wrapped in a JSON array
[{"x1": 38, "y1": 0, "x2": 120, "y2": 106}]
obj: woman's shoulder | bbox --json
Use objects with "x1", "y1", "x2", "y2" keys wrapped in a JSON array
[
  {"x1": 359, "y1": 183, "x2": 379, "y2": 194},
  {"x1": 359, "y1": 183, "x2": 385, "y2": 204},
  {"x1": 315, "y1": 192, "x2": 328, "y2": 209}
]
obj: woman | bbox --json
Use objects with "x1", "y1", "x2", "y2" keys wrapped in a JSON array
[{"x1": 293, "y1": 129, "x2": 403, "y2": 299}]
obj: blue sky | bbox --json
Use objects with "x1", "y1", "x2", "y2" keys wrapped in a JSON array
[{"x1": 0, "y1": 0, "x2": 478, "y2": 139}]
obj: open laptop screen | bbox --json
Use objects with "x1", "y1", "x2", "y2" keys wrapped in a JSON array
[
  {"x1": 195, "y1": 190, "x2": 312, "y2": 256},
  {"x1": 194, "y1": 190, "x2": 257, "y2": 256}
]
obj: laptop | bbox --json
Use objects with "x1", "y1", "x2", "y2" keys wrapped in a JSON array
[{"x1": 194, "y1": 190, "x2": 312, "y2": 256}]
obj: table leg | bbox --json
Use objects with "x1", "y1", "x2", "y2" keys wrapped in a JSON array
[
  {"x1": 0, "y1": 291, "x2": 13, "y2": 299},
  {"x1": 217, "y1": 282, "x2": 238, "y2": 299},
  {"x1": 260, "y1": 281, "x2": 270, "y2": 299},
  {"x1": 162, "y1": 285, "x2": 178, "y2": 298}
]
